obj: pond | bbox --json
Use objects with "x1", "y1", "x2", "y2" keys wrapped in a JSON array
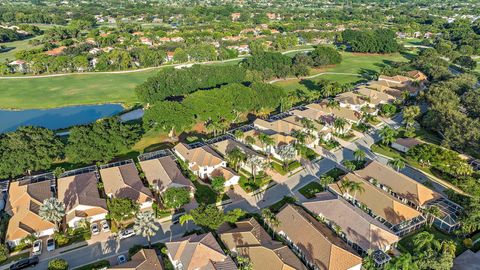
[{"x1": 0, "y1": 104, "x2": 124, "y2": 133}]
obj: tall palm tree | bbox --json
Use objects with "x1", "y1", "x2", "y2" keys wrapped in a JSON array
[
  {"x1": 349, "y1": 181, "x2": 365, "y2": 201},
  {"x1": 245, "y1": 155, "x2": 263, "y2": 182},
  {"x1": 388, "y1": 158, "x2": 406, "y2": 171},
  {"x1": 320, "y1": 175, "x2": 334, "y2": 189},
  {"x1": 423, "y1": 206, "x2": 440, "y2": 227},
  {"x1": 237, "y1": 256, "x2": 253, "y2": 270},
  {"x1": 379, "y1": 126, "x2": 397, "y2": 145},
  {"x1": 233, "y1": 130, "x2": 244, "y2": 141},
  {"x1": 179, "y1": 214, "x2": 193, "y2": 231},
  {"x1": 258, "y1": 133, "x2": 274, "y2": 152},
  {"x1": 226, "y1": 147, "x2": 246, "y2": 171},
  {"x1": 39, "y1": 198, "x2": 66, "y2": 231},
  {"x1": 277, "y1": 144, "x2": 296, "y2": 171},
  {"x1": 261, "y1": 208, "x2": 273, "y2": 227},
  {"x1": 353, "y1": 149, "x2": 366, "y2": 161},
  {"x1": 333, "y1": 117, "x2": 348, "y2": 134},
  {"x1": 269, "y1": 216, "x2": 280, "y2": 238},
  {"x1": 244, "y1": 135, "x2": 256, "y2": 146},
  {"x1": 133, "y1": 211, "x2": 159, "y2": 247},
  {"x1": 413, "y1": 231, "x2": 440, "y2": 252},
  {"x1": 327, "y1": 99, "x2": 340, "y2": 109}
]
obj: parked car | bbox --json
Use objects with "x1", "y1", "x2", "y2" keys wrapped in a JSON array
[
  {"x1": 32, "y1": 240, "x2": 42, "y2": 255},
  {"x1": 100, "y1": 220, "x2": 110, "y2": 232},
  {"x1": 9, "y1": 256, "x2": 39, "y2": 270},
  {"x1": 46, "y1": 238, "x2": 55, "y2": 251},
  {"x1": 117, "y1": 254, "x2": 127, "y2": 264},
  {"x1": 91, "y1": 223, "x2": 100, "y2": 235},
  {"x1": 119, "y1": 228, "x2": 135, "y2": 239}
]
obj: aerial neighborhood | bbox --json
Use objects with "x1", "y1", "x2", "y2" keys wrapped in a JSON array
[{"x1": 0, "y1": 0, "x2": 480, "y2": 270}]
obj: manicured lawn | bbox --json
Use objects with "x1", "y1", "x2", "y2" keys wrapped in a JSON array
[
  {"x1": 239, "y1": 173, "x2": 272, "y2": 193},
  {"x1": 298, "y1": 181, "x2": 324, "y2": 199},
  {"x1": 193, "y1": 181, "x2": 229, "y2": 204},
  {"x1": 398, "y1": 227, "x2": 467, "y2": 256},
  {"x1": 271, "y1": 160, "x2": 302, "y2": 175},
  {"x1": 0, "y1": 36, "x2": 44, "y2": 62},
  {"x1": 319, "y1": 139, "x2": 340, "y2": 150},
  {"x1": 273, "y1": 51, "x2": 409, "y2": 92},
  {"x1": 324, "y1": 167, "x2": 346, "y2": 181},
  {"x1": 0, "y1": 70, "x2": 158, "y2": 109}
]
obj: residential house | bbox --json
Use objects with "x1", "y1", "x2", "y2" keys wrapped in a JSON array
[
  {"x1": 45, "y1": 46, "x2": 67, "y2": 56},
  {"x1": 8, "y1": 60, "x2": 27, "y2": 73},
  {"x1": 99, "y1": 161, "x2": 154, "y2": 210},
  {"x1": 57, "y1": 171, "x2": 108, "y2": 228},
  {"x1": 165, "y1": 232, "x2": 238, "y2": 270},
  {"x1": 282, "y1": 115, "x2": 332, "y2": 141},
  {"x1": 364, "y1": 82, "x2": 404, "y2": 99},
  {"x1": 275, "y1": 204, "x2": 363, "y2": 270},
  {"x1": 303, "y1": 192, "x2": 399, "y2": 253},
  {"x1": 89, "y1": 48, "x2": 102, "y2": 55},
  {"x1": 231, "y1": 13, "x2": 241, "y2": 21},
  {"x1": 329, "y1": 173, "x2": 424, "y2": 236},
  {"x1": 108, "y1": 249, "x2": 164, "y2": 269},
  {"x1": 139, "y1": 156, "x2": 195, "y2": 195},
  {"x1": 355, "y1": 161, "x2": 440, "y2": 207},
  {"x1": 5, "y1": 180, "x2": 55, "y2": 247},
  {"x1": 211, "y1": 138, "x2": 267, "y2": 175},
  {"x1": 290, "y1": 109, "x2": 334, "y2": 139},
  {"x1": 140, "y1": 37, "x2": 153, "y2": 46},
  {"x1": 334, "y1": 92, "x2": 369, "y2": 112},
  {"x1": 304, "y1": 102, "x2": 363, "y2": 133},
  {"x1": 242, "y1": 130, "x2": 296, "y2": 161},
  {"x1": 391, "y1": 138, "x2": 423, "y2": 153},
  {"x1": 165, "y1": 51, "x2": 175, "y2": 62},
  {"x1": 210, "y1": 167, "x2": 241, "y2": 186},
  {"x1": 174, "y1": 143, "x2": 225, "y2": 179},
  {"x1": 218, "y1": 218, "x2": 307, "y2": 270},
  {"x1": 355, "y1": 87, "x2": 396, "y2": 108}
]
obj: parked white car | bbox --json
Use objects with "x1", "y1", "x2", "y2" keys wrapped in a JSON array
[
  {"x1": 91, "y1": 223, "x2": 100, "y2": 235},
  {"x1": 100, "y1": 220, "x2": 110, "y2": 232},
  {"x1": 32, "y1": 240, "x2": 42, "y2": 255},
  {"x1": 119, "y1": 228, "x2": 135, "y2": 239},
  {"x1": 46, "y1": 238, "x2": 55, "y2": 252}
]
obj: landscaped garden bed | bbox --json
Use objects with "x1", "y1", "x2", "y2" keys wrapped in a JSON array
[{"x1": 298, "y1": 182, "x2": 324, "y2": 199}]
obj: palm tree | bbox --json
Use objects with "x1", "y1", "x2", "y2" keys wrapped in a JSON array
[
  {"x1": 413, "y1": 231, "x2": 440, "y2": 252},
  {"x1": 327, "y1": 99, "x2": 340, "y2": 109},
  {"x1": 349, "y1": 181, "x2": 365, "y2": 201},
  {"x1": 353, "y1": 149, "x2": 366, "y2": 161},
  {"x1": 233, "y1": 130, "x2": 244, "y2": 141},
  {"x1": 226, "y1": 147, "x2": 246, "y2": 171},
  {"x1": 237, "y1": 256, "x2": 253, "y2": 270},
  {"x1": 39, "y1": 198, "x2": 66, "y2": 231},
  {"x1": 388, "y1": 158, "x2": 406, "y2": 171},
  {"x1": 441, "y1": 240, "x2": 456, "y2": 256},
  {"x1": 179, "y1": 214, "x2": 193, "y2": 231},
  {"x1": 333, "y1": 223, "x2": 343, "y2": 236},
  {"x1": 269, "y1": 216, "x2": 280, "y2": 238},
  {"x1": 320, "y1": 175, "x2": 334, "y2": 189},
  {"x1": 133, "y1": 211, "x2": 159, "y2": 247},
  {"x1": 379, "y1": 126, "x2": 397, "y2": 145},
  {"x1": 258, "y1": 133, "x2": 274, "y2": 152},
  {"x1": 423, "y1": 205, "x2": 440, "y2": 227},
  {"x1": 333, "y1": 117, "x2": 348, "y2": 134},
  {"x1": 244, "y1": 135, "x2": 256, "y2": 146},
  {"x1": 245, "y1": 155, "x2": 263, "y2": 182},
  {"x1": 340, "y1": 178, "x2": 353, "y2": 195},
  {"x1": 300, "y1": 117, "x2": 316, "y2": 134},
  {"x1": 261, "y1": 208, "x2": 273, "y2": 227}
]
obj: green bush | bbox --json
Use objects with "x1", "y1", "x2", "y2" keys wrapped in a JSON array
[
  {"x1": 464, "y1": 238, "x2": 473, "y2": 248},
  {"x1": 48, "y1": 258, "x2": 69, "y2": 270},
  {"x1": 53, "y1": 232, "x2": 69, "y2": 247},
  {"x1": 0, "y1": 244, "x2": 8, "y2": 263}
]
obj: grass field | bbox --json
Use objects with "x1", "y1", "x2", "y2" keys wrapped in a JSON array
[
  {"x1": 0, "y1": 70, "x2": 160, "y2": 109},
  {"x1": 273, "y1": 51, "x2": 411, "y2": 92},
  {"x1": 0, "y1": 36, "x2": 44, "y2": 62}
]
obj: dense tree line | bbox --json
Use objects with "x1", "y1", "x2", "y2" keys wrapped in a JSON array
[
  {"x1": 143, "y1": 82, "x2": 286, "y2": 133},
  {"x1": 341, "y1": 29, "x2": 401, "y2": 53},
  {"x1": 135, "y1": 65, "x2": 246, "y2": 103},
  {"x1": 0, "y1": 118, "x2": 142, "y2": 179}
]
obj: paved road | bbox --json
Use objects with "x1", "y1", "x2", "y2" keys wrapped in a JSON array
[{"x1": 1, "y1": 221, "x2": 192, "y2": 270}]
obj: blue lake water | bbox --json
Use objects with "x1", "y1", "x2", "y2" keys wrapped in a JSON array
[{"x1": 0, "y1": 104, "x2": 124, "y2": 133}]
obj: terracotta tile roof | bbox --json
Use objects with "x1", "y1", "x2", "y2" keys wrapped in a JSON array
[
  {"x1": 211, "y1": 139, "x2": 264, "y2": 160},
  {"x1": 335, "y1": 92, "x2": 368, "y2": 106},
  {"x1": 242, "y1": 130, "x2": 295, "y2": 149},
  {"x1": 329, "y1": 173, "x2": 422, "y2": 225},
  {"x1": 165, "y1": 232, "x2": 237, "y2": 270},
  {"x1": 306, "y1": 102, "x2": 362, "y2": 123},
  {"x1": 356, "y1": 88, "x2": 396, "y2": 105},
  {"x1": 356, "y1": 161, "x2": 440, "y2": 206},
  {"x1": 57, "y1": 172, "x2": 108, "y2": 224},
  {"x1": 282, "y1": 115, "x2": 325, "y2": 131},
  {"x1": 275, "y1": 204, "x2": 362, "y2": 270},
  {"x1": 5, "y1": 181, "x2": 55, "y2": 241},
  {"x1": 406, "y1": 70, "x2": 427, "y2": 81},
  {"x1": 393, "y1": 138, "x2": 423, "y2": 149},
  {"x1": 139, "y1": 156, "x2": 194, "y2": 192},
  {"x1": 365, "y1": 82, "x2": 403, "y2": 98},
  {"x1": 378, "y1": 75, "x2": 412, "y2": 84},
  {"x1": 45, "y1": 46, "x2": 67, "y2": 56},
  {"x1": 100, "y1": 163, "x2": 153, "y2": 204},
  {"x1": 303, "y1": 192, "x2": 399, "y2": 251},
  {"x1": 254, "y1": 119, "x2": 303, "y2": 135},
  {"x1": 211, "y1": 167, "x2": 239, "y2": 182},
  {"x1": 218, "y1": 218, "x2": 307, "y2": 270},
  {"x1": 174, "y1": 143, "x2": 224, "y2": 168},
  {"x1": 109, "y1": 249, "x2": 164, "y2": 270}
]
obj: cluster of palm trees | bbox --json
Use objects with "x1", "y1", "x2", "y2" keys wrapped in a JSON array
[
  {"x1": 261, "y1": 209, "x2": 281, "y2": 238},
  {"x1": 340, "y1": 178, "x2": 365, "y2": 201},
  {"x1": 38, "y1": 197, "x2": 160, "y2": 247}
]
